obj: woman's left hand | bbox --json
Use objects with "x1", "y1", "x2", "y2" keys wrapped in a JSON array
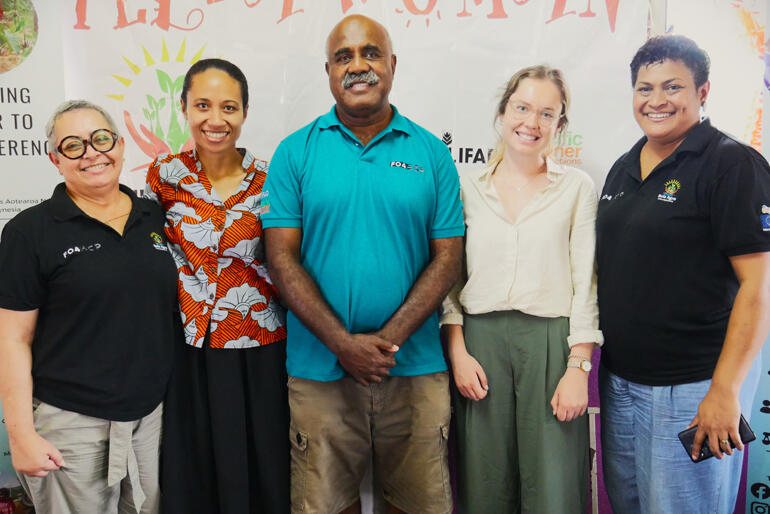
[{"x1": 550, "y1": 369, "x2": 589, "y2": 422}]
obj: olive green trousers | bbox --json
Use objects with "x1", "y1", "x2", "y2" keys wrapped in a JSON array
[{"x1": 454, "y1": 310, "x2": 589, "y2": 514}]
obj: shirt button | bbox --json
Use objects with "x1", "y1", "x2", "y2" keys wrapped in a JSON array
[
  {"x1": 209, "y1": 293, "x2": 214, "y2": 300},
  {"x1": 211, "y1": 245, "x2": 218, "y2": 252}
]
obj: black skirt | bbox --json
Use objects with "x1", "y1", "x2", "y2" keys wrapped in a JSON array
[{"x1": 160, "y1": 338, "x2": 290, "y2": 514}]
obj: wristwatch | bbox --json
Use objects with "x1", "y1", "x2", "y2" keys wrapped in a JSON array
[{"x1": 567, "y1": 358, "x2": 592, "y2": 373}]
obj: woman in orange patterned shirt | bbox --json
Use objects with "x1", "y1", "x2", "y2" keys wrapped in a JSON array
[{"x1": 145, "y1": 58, "x2": 289, "y2": 513}]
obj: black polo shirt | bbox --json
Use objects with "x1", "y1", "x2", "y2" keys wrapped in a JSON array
[
  {"x1": 0, "y1": 183, "x2": 180, "y2": 421},
  {"x1": 596, "y1": 119, "x2": 770, "y2": 386}
]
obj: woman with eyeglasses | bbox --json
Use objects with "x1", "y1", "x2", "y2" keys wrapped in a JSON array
[
  {"x1": 441, "y1": 65, "x2": 602, "y2": 513},
  {"x1": 0, "y1": 100, "x2": 179, "y2": 513}
]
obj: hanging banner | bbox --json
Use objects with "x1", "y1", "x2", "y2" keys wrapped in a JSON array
[
  {"x1": 0, "y1": 0, "x2": 64, "y2": 480},
  {"x1": 57, "y1": 0, "x2": 647, "y2": 193},
  {"x1": 0, "y1": 0, "x2": 64, "y2": 234}
]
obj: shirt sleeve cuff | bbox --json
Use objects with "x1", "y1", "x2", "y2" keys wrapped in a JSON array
[
  {"x1": 0, "y1": 296, "x2": 39, "y2": 311},
  {"x1": 567, "y1": 330, "x2": 604, "y2": 347},
  {"x1": 430, "y1": 226, "x2": 465, "y2": 239},
  {"x1": 439, "y1": 312, "x2": 464, "y2": 327},
  {"x1": 261, "y1": 218, "x2": 302, "y2": 229}
]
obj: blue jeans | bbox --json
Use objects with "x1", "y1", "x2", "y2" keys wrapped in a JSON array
[{"x1": 600, "y1": 358, "x2": 761, "y2": 514}]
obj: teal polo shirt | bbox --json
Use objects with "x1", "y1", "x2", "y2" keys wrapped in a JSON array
[{"x1": 262, "y1": 105, "x2": 464, "y2": 381}]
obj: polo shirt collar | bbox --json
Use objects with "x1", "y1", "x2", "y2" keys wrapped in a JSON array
[
  {"x1": 619, "y1": 118, "x2": 714, "y2": 180},
  {"x1": 318, "y1": 104, "x2": 412, "y2": 139},
  {"x1": 50, "y1": 182, "x2": 150, "y2": 222}
]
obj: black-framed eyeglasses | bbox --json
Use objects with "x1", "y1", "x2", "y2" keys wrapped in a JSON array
[{"x1": 56, "y1": 129, "x2": 118, "y2": 160}]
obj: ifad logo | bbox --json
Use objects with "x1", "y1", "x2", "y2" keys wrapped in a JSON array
[
  {"x1": 105, "y1": 39, "x2": 205, "y2": 171},
  {"x1": 442, "y1": 131, "x2": 493, "y2": 166},
  {"x1": 552, "y1": 130, "x2": 584, "y2": 166}
]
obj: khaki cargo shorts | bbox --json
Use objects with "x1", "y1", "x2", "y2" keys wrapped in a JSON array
[{"x1": 288, "y1": 372, "x2": 452, "y2": 514}]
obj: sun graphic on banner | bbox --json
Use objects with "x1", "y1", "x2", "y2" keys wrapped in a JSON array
[{"x1": 107, "y1": 39, "x2": 206, "y2": 171}]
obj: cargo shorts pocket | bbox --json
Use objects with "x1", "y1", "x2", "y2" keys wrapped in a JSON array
[
  {"x1": 439, "y1": 424, "x2": 452, "y2": 505},
  {"x1": 290, "y1": 425, "x2": 309, "y2": 512}
]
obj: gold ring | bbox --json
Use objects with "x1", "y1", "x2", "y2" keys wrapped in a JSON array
[{"x1": 720, "y1": 439, "x2": 730, "y2": 447}]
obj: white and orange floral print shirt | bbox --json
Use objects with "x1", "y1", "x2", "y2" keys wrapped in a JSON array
[{"x1": 145, "y1": 148, "x2": 286, "y2": 349}]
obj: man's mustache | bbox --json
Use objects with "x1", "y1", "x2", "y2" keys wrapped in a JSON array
[{"x1": 342, "y1": 70, "x2": 380, "y2": 89}]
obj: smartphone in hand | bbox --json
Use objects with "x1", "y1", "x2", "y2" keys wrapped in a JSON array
[{"x1": 678, "y1": 414, "x2": 756, "y2": 463}]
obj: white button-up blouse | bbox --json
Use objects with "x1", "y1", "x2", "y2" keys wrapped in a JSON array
[{"x1": 441, "y1": 158, "x2": 604, "y2": 346}]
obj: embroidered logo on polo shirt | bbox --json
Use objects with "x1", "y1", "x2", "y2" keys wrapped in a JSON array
[
  {"x1": 259, "y1": 190, "x2": 270, "y2": 215},
  {"x1": 601, "y1": 191, "x2": 624, "y2": 202},
  {"x1": 62, "y1": 243, "x2": 101, "y2": 259},
  {"x1": 150, "y1": 232, "x2": 168, "y2": 251},
  {"x1": 657, "y1": 179, "x2": 680, "y2": 203},
  {"x1": 761, "y1": 205, "x2": 770, "y2": 231},
  {"x1": 390, "y1": 161, "x2": 424, "y2": 173}
]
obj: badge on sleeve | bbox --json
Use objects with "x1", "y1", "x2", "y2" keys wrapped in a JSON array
[{"x1": 761, "y1": 205, "x2": 770, "y2": 231}]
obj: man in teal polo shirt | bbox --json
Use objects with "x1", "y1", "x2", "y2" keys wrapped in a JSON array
[{"x1": 262, "y1": 14, "x2": 463, "y2": 514}]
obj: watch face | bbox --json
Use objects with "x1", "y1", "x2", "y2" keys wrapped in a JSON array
[{"x1": 580, "y1": 360, "x2": 592, "y2": 372}]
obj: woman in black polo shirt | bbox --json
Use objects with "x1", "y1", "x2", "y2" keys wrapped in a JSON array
[
  {"x1": 0, "y1": 100, "x2": 179, "y2": 513},
  {"x1": 596, "y1": 35, "x2": 770, "y2": 513}
]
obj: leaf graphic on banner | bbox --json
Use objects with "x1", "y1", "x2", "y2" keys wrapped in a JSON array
[
  {"x1": 156, "y1": 69, "x2": 172, "y2": 94},
  {"x1": 165, "y1": 73, "x2": 189, "y2": 152},
  {"x1": 167, "y1": 111, "x2": 186, "y2": 153},
  {"x1": 173, "y1": 74, "x2": 185, "y2": 94},
  {"x1": 106, "y1": 40, "x2": 200, "y2": 166},
  {"x1": 143, "y1": 94, "x2": 165, "y2": 141}
]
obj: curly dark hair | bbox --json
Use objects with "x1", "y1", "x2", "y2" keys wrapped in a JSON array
[{"x1": 630, "y1": 35, "x2": 710, "y2": 87}]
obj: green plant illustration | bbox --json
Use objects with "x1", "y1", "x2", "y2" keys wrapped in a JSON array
[
  {"x1": 143, "y1": 94, "x2": 167, "y2": 143},
  {"x1": 142, "y1": 69, "x2": 190, "y2": 153},
  {"x1": 0, "y1": 0, "x2": 38, "y2": 73}
]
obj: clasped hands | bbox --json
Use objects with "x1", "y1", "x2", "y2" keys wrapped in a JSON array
[{"x1": 334, "y1": 331, "x2": 400, "y2": 385}]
